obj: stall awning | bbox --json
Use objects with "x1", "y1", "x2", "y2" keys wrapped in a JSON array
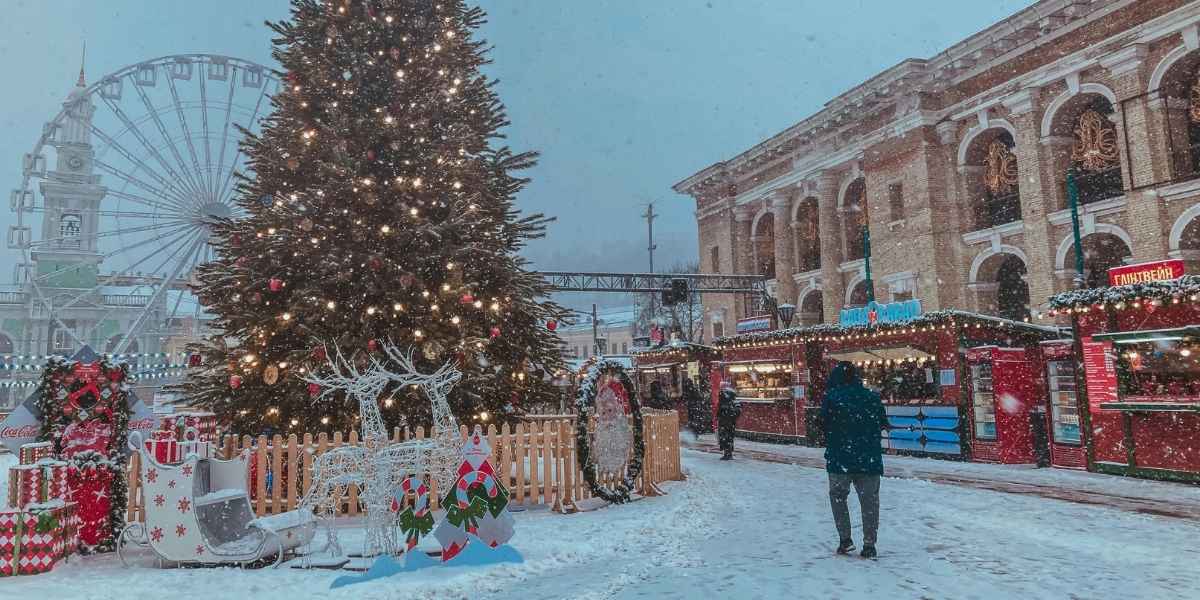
[
  {"x1": 827, "y1": 346, "x2": 933, "y2": 364},
  {"x1": 1091, "y1": 326, "x2": 1200, "y2": 344}
]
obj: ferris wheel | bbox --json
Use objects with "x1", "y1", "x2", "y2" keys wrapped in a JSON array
[{"x1": 8, "y1": 54, "x2": 280, "y2": 355}]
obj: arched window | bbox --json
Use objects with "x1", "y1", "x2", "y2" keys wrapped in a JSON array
[
  {"x1": 1064, "y1": 232, "x2": 1133, "y2": 289},
  {"x1": 59, "y1": 214, "x2": 82, "y2": 247},
  {"x1": 995, "y1": 256, "x2": 1030, "y2": 322},
  {"x1": 795, "y1": 197, "x2": 821, "y2": 271},
  {"x1": 1152, "y1": 50, "x2": 1200, "y2": 182},
  {"x1": 1067, "y1": 96, "x2": 1123, "y2": 206},
  {"x1": 847, "y1": 279, "x2": 870, "y2": 307},
  {"x1": 799, "y1": 291, "x2": 824, "y2": 326},
  {"x1": 753, "y1": 212, "x2": 776, "y2": 279},
  {"x1": 842, "y1": 178, "x2": 868, "y2": 261},
  {"x1": 963, "y1": 129, "x2": 1022, "y2": 230}
]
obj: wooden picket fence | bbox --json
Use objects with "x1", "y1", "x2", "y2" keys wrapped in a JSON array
[{"x1": 126, "y1": 410, "x2": 683, "y2": 522}]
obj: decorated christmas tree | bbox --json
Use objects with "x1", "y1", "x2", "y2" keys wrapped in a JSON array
[{"x1": 180, "y1": 0, "x2": 568, "y2": 433}]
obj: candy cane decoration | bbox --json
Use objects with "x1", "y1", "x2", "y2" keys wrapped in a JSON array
[
  {"x1": 455, "y1": 470, "x2": 499, "y2": 509},
  {"x1": 393, "y1": 476, "x2": 433, "y2": 550}
]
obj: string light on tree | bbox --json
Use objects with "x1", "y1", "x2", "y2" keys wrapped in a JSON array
[{"x1": 177, "y1": 0, "x2": 568, "y2": 432}]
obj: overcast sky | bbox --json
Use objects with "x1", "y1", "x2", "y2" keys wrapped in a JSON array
[{"x1": 0, "y1": 0, "x2": 1034, "y2": 310}]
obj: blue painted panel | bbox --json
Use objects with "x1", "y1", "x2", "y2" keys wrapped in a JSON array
[
  {"x1": 923, "y1": 417, "x2": 960, "y2": 431},
  {"x1": 925, "y1": 430, "x2": 960, "y2": 444}
]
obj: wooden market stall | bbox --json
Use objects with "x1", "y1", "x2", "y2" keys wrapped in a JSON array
[
  {"x1": 631, "y1": 344, "x2": 719, "y2": 430},
  {"x1": 1047, "y1": 268, "x2": 1200, "y2": 482}
]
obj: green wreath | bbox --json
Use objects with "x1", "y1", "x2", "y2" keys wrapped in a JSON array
[{"x1": 574, "y1": 360, "x2": 644, "y2": 504}]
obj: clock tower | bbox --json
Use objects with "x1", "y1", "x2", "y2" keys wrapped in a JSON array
[{"x1": 35, "y1": 60, "x2": 107, "y2": 288}]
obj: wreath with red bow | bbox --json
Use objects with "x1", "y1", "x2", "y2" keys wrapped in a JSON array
[{"x1": 36, "y1": 356, "x2": 131, "y2": 554}]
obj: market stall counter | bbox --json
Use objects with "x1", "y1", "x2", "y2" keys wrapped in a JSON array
[{"x1": 632, "y1": 344, "x2": 719, "y2": 430}]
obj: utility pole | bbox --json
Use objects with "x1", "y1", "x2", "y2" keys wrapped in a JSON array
[
  {"x1": 592, "y1": 303, "x2": 600, "y2": 357},
  {"x1": 643, "y1": 202, "x2": 659, "y2": 338}
]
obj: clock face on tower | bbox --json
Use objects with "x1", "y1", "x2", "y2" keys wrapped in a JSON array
[{"x1": 67, "y1": 155, "x2": 84, "y2": 170}]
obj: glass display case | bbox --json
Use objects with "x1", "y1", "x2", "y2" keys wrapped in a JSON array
[
  {"x1": 861, "y1": 361, "x2": 939, "y2": 405},
  {"x1": 725, "y1": 361, "x2": 793, "y2": 402},
  {"x1": 969, "y1": 363, "x2": 997, "y2": 440},
  {"x1": 1117, "y1": 337, "x2": 1200, "y2": 401},
  {"x1": 1046, "y1": 360, "x2": 1081, "y2": 444}
]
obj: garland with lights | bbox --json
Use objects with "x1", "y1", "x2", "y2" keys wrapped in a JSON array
[
  {"x1": 713, "y1": 310, "x2": 1064, "y2": 348},
  {"x1": 1046, "y1": 275, "x2": 1200, "y2": 314},
  {"x1": 178, "y1": 0, "x2": 568, "y2": 433},
  {"x1": 35, "y1": 355, "x2": 131, "y2": 554},
  {"x1": 574, "y1": 360, "x2": 644, "y2": 504}
]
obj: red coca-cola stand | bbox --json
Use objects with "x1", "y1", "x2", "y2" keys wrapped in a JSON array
[{"x1": 1048, "y1": 264, "x2": 1200, "y2": 483}]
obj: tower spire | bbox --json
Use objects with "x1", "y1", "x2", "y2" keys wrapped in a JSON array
[{"x1": 76, "y1": 42, "x2": 86, "y2": 87}]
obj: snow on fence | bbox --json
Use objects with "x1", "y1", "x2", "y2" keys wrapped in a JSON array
[{"x1": 125, "y1": 410, "x2": 683, "y2": 522}]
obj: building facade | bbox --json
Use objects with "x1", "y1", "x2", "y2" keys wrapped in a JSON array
[
  {"x1": 557, "y1": 306, "x2": 638, "y2": 360},
  {"x1": 676, "y1": 0, "x2": 1200, "y2": 340}
]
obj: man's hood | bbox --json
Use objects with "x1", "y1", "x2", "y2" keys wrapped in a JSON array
[{"x1": 827, "y1": 361, "x2": 862, "y2": 389}]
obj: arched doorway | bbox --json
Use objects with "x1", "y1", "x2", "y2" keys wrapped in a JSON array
[
  {"x1": 799, "y1": 290, "x2": 824, "y2": 326},
  {"x1": 752, "y1": 211, "x2": 776, "y2": 279},
  {"x1": 794, "y1": 197, "x2": 821, "y2": 271},
  {"x1": 1064, "y1": 232, "x2": 1133, "y2": 289},
  {"x1": 841, "y1": 178, "x2": 868, "y2": 261},
  {"x1": 961, "y1": 127, "x2": 1022, "y2": 230}
]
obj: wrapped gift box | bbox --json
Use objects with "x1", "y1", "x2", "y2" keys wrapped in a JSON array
[
  {"x1": 7, "y1": 461, "x2": 71, "y2": 509},
  {"x1": 18, "y1": 442, "x2": 54, "y2": 466},
  {"x1": 0, "y1": 502, "x2": 76, "y2": 576},
  {"x1": 144, "y1": 434, "x2": 180, "y2": 464},
  {"x1": 7, "y1": 466, "x2": 42, "y2": 509}
]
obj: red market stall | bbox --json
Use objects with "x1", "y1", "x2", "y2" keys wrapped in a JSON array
[
  {"x1": 710, "y1": 335, "x2": 819, "y2": 444},
  {"x1": 631, "y1": 344, "x2": 719, "y2": 428},
  {"x1": 1048, "y1": 267, "x2": 1200, "y2": 483}
]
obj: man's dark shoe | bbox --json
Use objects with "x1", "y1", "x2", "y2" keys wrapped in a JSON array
[
  {"x1": 836, "y1": 539, "x2": 855, "y2": 555},
  {"x1": 720, "y1": 453, "x2": 732, "y2": 460},
  {"x1": 860, "y1": 544, "x2": 877, "y2": 559}
]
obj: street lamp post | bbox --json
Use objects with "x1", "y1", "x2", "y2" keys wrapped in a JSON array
[
  {"x1": 862, "y1": 225, "x2": 875, "y2": 303},
  {"x1": 776, "y1": 302, "x2": 796, "y2": 330},
  {"x1": 1066, "y1": 170, "x2": 1097, "y2": 471}
]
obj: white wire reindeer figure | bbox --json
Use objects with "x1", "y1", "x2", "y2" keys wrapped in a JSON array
[{"x1": 298, "y1": 340, "x2": 463, "y2": 558}]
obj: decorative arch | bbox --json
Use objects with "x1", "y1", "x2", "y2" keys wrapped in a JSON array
[
  {"x1": 1169, "y1": 202, "x2": 1200, "y2": 252},
  {"x1": 1149, "y1": 44, "x2": 1193, "y2": 93},
  {"x1": 1054, "y1": 223, "x2": 1134, "y2": 271},
  {"x1": 957, "y1": 119, "x2": 1019, "y2": 166},
  {"x1": 749, "y1": 201, "x2": 772, "y2": 236},
  {"x1": 844, "y1": 270, "x2": 868, "y2": 305},
  {"x1": 836, "y1": 168, "x2": 863, "y2": 209},
  {"x1": 1040, "y1": 82, "x2": 1120, "y2": 138},
  {"x1": 968, "y1": 244, "x2": 1029, "y2": 284}
]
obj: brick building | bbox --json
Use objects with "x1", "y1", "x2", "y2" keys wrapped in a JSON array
[{"x1": 675, "y1": 0, "x2": 1200, "y2": 339}]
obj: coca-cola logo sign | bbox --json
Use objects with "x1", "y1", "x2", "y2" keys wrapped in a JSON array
[
  {"x1": 128, "y1": 418, "x2": 155, "y2": 431},
  {"x1": 0, "y1": 424, "x2": 39, "y2": 439}
]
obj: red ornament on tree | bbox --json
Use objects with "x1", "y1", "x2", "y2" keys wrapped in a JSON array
[
  {"x1": 368, "y1": 256, "x2": 383, "y2": 271},
  {"x1": 250, "y1": 292, "x2": 263, "y2": 305},
  {"x1": 460, "y1": 293, "x2": 475, "y2": 305},
  {"x1": 546, "y1": 319, "x2": 558, "y2": 332},
  {"x1": 269, "y1": 278, "x2": 284, "y2": 292},
  {"x1": 307, "y1": 383, "x2": 321, "y2": 397},
  {"x1": 229, "y1": 375, "x2": 242, "y2": 389},
  {"x1": 312, "y1": 346, "x2": 326, "y2": 361},
  {"x1": 366, "y1": 149, "x2": 377, "y2": 161},
  {"x1": 490, "y1": 327, "x2": 501, "y2": 339},
  {"x1": 188, "y1": 353, "x2": 203, "y2": 367},
  {"x1": 367, "y1": 339, "x2": 379, "y2": 352}
]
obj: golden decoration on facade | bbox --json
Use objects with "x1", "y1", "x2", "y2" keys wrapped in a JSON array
[
  {"x1": 1189, "y1": 79, "x2": 1200, "y2": 122},
  {"x1": 983, "y1": 140, "x2": 1019, "y2": 194},
  {"x1": 1071, "y1": 109, "x2": 1119, "y2": 172}
]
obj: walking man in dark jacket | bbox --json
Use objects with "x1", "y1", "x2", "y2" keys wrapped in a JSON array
[
  {"x1": 821, "y1": 361, "x2": 888, "y2": 559},
  {"x1": 717, "y1": 386, "x2": 741, "y2": 460}
]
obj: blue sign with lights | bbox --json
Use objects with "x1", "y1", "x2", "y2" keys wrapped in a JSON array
[{"x1": 839, "y1": 299, "x2": 922, "y2": 328}]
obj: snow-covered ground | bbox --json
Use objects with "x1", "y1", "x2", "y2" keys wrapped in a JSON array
[{"x1": 4, "y1": 448, "x2": 1198, "y2": 599}]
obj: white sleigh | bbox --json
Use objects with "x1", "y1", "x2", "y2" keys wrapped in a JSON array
[{"x1": 119, "y1": 432, "x2": 316, "y2": 568}]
